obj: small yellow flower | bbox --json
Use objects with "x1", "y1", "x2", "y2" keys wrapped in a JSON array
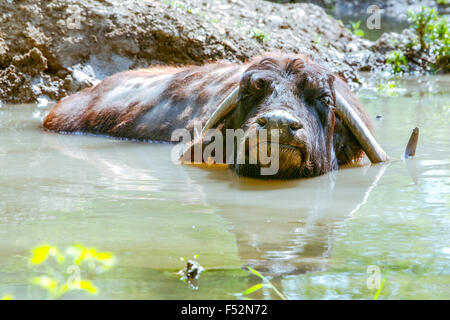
[
  {"x1": 79, "y1": 280, "x2": 98, "y2": 294},
  {"x1": 30, "y1": 245, "x2": 52, "y2": 265},
  {"x1": 73, "y1": 245, "x2": 98, "y2": 264},
  {"x1": 30, "y1": 245, "x2": 64, "y2": 265},
  {"x1": 96, "y1": 252, "x2": 113, "y2": 261},
  {"x1": 32, "y1": 276, "x2": 58, "y2": 295}
]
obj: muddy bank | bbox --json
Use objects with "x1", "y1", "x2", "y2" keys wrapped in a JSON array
[
  {"x1": 0, "y1": 0, "x2": 418, "y2": 104},
  {"x1": 0, "y1": 0, "x2": 384, "y2": 104}
]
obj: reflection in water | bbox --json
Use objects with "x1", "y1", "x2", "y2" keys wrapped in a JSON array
[
  {"x1": 44, "y1": 130, "x2": 389, "y2": 277},
  {"x1": 44, "y1": 133, "x2": 161, "y2": 193},
  {"x1": 405, "y1": 158, "x2": 418, "y2": 184},
  {"x1": 185, "y1": 164, "x2": 388, "y2": 277}
]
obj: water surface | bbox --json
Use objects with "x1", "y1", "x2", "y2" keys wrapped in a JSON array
[{"x1": 0, "y1": 75, "x2": 449, "y2": 299}]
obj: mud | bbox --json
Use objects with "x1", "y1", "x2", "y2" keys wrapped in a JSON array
[{"x1": 0, "y1": 0, "x2": 444, "y2": 104}]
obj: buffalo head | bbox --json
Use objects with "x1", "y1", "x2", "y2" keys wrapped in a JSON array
[
  {"x1": 186, "y1": 54, "x2": 388, "y2": 179},
  {"x1": 231, "y1": 56, "x2": 338, "y2": 178}
]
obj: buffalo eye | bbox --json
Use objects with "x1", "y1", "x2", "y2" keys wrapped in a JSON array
[
  {"x1": 318, "y1": 95, "x2": 333, "y2": 106},
  {"x1": 240, "y1": 78, "x2": 269, "y2": 102},
  {"x1": 249, "y1": 77, "x2": 269, "y2": 94},
  {"x1": 240, "y1": 91, "x2": 252, "y2": 100}
]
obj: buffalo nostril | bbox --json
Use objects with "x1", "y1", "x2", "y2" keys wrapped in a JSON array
[
  {"x1": 289, "y1": 121, "x2": 303, "y2": 131},
  {"x1": 256, "y1": 117, "x2": 267, "y2": 127}
]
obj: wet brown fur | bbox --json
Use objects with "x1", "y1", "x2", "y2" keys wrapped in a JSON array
[{"x1": 43, "y1": 53, "x2": 373, "y2": 175}]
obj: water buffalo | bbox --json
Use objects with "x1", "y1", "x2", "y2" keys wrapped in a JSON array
[{"x1": 43, "y1": 53, "x2": 388, "y2": 179}]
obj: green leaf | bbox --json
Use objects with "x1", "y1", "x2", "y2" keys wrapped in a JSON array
[
  {"x1": 242, "y1": 283, "x2": 266, "y2": 296},
  {"x1": 355, "y1": 30, "x2": 365, "y2": 37},
  {"x1": 373, "y1": 272, "x2": 389, "y2": 300},
  {"x1": 244, "y1": 267, "x2": 287, "y2": 300},
  {"x1": 247, "y1": 267, "x2": 264, "y2": 280}
]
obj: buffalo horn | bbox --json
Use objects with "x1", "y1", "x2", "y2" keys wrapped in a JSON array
[
  {"x1": 201, "y1": 86, "x2": 240, "y2": 134},
  {"x1": 180, "y1": 86, "x2": 240, "y2": 161},
  {"x1": 334, "y1": 91, "x2": 389, "y2": 163}
]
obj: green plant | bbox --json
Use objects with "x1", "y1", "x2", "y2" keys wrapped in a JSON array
[
  {"x1": 349, "y1": 20, "x2": 365, "y2": 37},
  {"x1": 385, "y1": 6, "x2": 450, "y2": 73},
  {"x1": 250, "y1": 28, "x2": 270, "y2": 43},
  {"x1": 407, "y1": 6, "x2": 449, "y2": 71},
  {"x1": 373, "y1": 271, "x2": 389, "y2": 300},
  {"x1": 29, "y1": 244, "x2": 117, "y2": 299},
  {"x1": 386, "y1": 50, "x2": 408, "y2": 73},
  {"x1": 241, "y1": 267, "x2": 286, "y2": 300},
  {"x1": 430, "y1": 17, "x2": 449, "y2": 70},
  {"x1": 377, "y1": 81, "x2": 399, "y2": 96},
  {"x1": 314, "y1": 34, "x2": 322, "y2": 45},
  {"x1": 408, "y1": 6, "x2": 438, "y2": 51}
]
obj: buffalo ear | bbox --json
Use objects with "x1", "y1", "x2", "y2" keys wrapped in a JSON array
[{"x1": 325, "y1": 104, "x2": 337, "y2": 171}]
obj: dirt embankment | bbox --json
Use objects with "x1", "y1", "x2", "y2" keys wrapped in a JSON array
[{"x1": 1, "y1": 0, "x2": 383, "y2": 104}]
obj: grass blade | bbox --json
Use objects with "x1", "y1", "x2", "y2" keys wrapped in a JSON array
[
  {"x1": 242, "y1": 283, "x2": 265, "y2": 296},
  {"x1": 247, "y1": 267, "x2": 265, "y2": 280}
]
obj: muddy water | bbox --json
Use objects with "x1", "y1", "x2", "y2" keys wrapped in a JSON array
[{"x1": 0, "y1": 76, "x2": 449, "y2": 299}]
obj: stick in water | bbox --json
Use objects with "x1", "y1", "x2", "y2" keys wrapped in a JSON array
[{"x1": 404, "y1": 127, "x2": 419, "y2": 159}]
